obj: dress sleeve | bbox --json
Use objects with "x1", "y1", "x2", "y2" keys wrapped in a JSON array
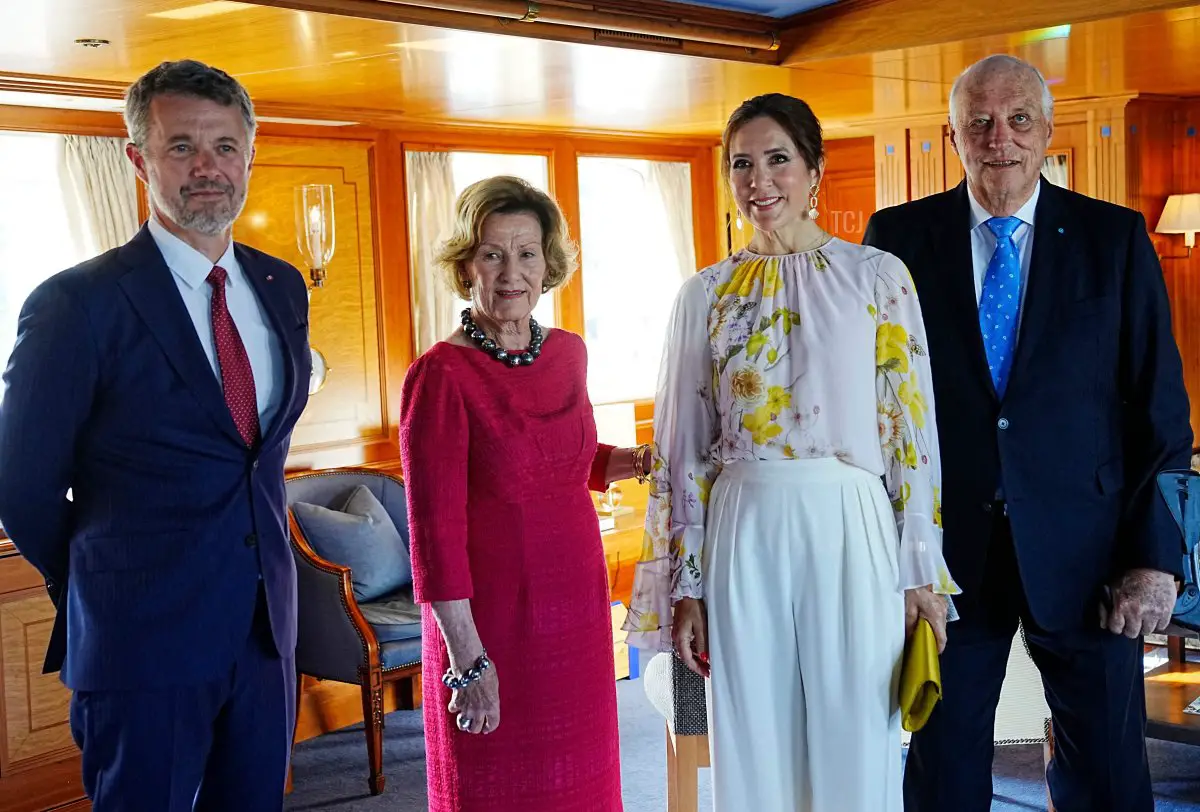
[
  {"x1": 624, "y1": 276, "x2": 719, "y2": 650},
  {"x1": 873, "y1": 254, "x2": 961, "y2": 604},
  {"x1": 399, "y1": 354, "x2": 472, "y2": 603},
  {"x1": 588, "y1": 443, "x2": 616, "y2": 492}
]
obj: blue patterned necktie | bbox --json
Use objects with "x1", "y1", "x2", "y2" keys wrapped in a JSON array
[{"x1": 979, "y1": 216, "x2": 1023, "y2": 397}]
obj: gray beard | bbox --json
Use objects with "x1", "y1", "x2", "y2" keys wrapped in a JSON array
[{"x1": 154, "y1": 187, "x2": 247, "y2": 236}]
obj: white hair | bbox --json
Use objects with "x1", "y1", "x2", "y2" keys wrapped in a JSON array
[{"x1": 948, "y1": 54, "x2": 1054, "y2": 126}]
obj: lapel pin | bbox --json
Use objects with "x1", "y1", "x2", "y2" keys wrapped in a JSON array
[
  {"x1": 266, "y1": 274, "x2": 274, "y2": 281},
  {"x1": 1057, "y1": 227, "x2": 1064, "y2": 234}
]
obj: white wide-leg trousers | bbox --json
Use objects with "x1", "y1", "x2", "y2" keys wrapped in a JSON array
[{"x1": 703, "y1": 458, "x2": 905, "y2": 812}]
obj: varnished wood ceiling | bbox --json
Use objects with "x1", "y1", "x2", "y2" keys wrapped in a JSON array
[
  {"x1": 674, "y1": 0, "x2": 833, "y2": 13},
  {"x1": 0, "y1": 0, "x2": 1198, "y2": 136}
]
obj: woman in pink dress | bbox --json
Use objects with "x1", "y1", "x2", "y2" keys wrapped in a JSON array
[{"x1": 399, "y1": 175, "x2": 648, "y2": 812}]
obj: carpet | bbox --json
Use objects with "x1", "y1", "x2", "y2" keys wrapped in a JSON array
[{"x1": 286, "y1": 679, "x2": 1200, "y2": 811}]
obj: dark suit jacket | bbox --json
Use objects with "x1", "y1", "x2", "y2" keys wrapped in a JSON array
[
  {"x1": 0, "y1": 225, "x2": 311, "y2": 691},
  {"x1": 864, "y1": 178, "x2": 1192, "y2": 631}
]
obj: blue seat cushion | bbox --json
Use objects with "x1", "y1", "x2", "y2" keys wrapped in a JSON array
[
  {"x1": 380, "y1": 637, "x2": 422, "y2": 671},
  {"x1": 292, "y1": 484, "x2": 412, "y2": 603},
  {"x1": 359, "y1": 585, "x2": 422, "y2": 645}
]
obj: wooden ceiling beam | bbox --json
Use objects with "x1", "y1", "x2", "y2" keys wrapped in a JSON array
[
  {"x1": 245, "y1": 0, "x2": 782, "y2": 63},
  {"x1": 778, "y1": 0, "x2": 1197, "y2": 63}
]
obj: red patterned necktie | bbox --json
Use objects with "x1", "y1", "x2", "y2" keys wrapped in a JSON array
[{"x1": 207, "y1": 265, "x2": 261, "y2": 447}]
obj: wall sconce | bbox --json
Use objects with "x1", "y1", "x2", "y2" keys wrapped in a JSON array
[
  {"x1": 1155, "y1": 193, "x2": 1200, "y2": 259},
  {"x1": 294, "y1": 183, "x2": 336, "y2": 289},
  {"x1": 294, "y1": 183, "x2": 336, "y2": 395}
]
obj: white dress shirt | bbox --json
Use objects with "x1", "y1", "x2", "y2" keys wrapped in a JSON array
[
  {"x1": 967, "y1": 183, "x2": 1040, "y2": 337},
  {"x1": 148, "y1": 216, "x2": 283, "y2": 433}
]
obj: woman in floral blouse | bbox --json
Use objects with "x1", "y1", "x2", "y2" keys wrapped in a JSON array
[{"x1": 624, "y1": 94, "x2": 960, "y2": 811}]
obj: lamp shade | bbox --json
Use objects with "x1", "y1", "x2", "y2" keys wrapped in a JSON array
[
  {"x1": 1156, "y1": 193, "x2": 1200, "y2": 248},
  {"x1": 294, "y1": 184, "x2": 336, "y2": 274}
]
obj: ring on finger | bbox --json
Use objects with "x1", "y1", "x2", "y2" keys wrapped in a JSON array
[{"x1": 456, "y1": 715, "x2": 473, "y2": 732}]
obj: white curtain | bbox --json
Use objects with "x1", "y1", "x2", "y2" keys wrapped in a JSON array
[
  {"x1": 405, "y1": 151, "x2": 462, "y2": 356},
  {"x1": 59, "y1": 135, "x2": 139, "y2": 254},
  {"x1": 647, "y1": 161, "x2": 696, "y2": 280}
]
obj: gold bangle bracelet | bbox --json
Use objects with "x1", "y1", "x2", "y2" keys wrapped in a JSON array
[{"x1": 632, "y1": 443, "x2": 652, "y2": 484}]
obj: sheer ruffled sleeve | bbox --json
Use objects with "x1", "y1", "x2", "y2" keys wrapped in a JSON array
[
  {"x1": 624, "y1": 275, "x2": 719, "y2": 651},
  {"x1": 873, "y1": 253, "x2": 961, "y2": 606}
]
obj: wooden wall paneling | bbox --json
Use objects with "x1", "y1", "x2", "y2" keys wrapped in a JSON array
[
  {"x1": 551, "y1": 138, "x2": 586, "y2": 338},
  {"x1": 944, "y1": 130, "x2": 965, "y2": 189},
  {"x1": 235, "y1": 135, "x2": 390, "y2": 470},
  {"x1": 1046, "y1": 115, "x2": 1092, "y2": 197},
  {"x1": 373, "y1": 130, "x2": 416, "y2": 454},
  {"x1": 875, "y1": 127, "x2": 911, "y2": 209},
  {"x1": 908, "y1": 125, "x2": 946, "y2": 200},
  {"x1": 821, "y1": 136, "x2": 876, "y2": 243},
  {"x1": 1087, "y1": 105, "x2": 1128, "y2": 204},
  {"x1": 689, "y1": 146, "x2": 721, "y2": 272},
  {"x1": 1164, "y1": 103, "x2": 1200, "y2": 441},
  {"x1": 0, "y1": 553, "x2": 84, "y2": 810},
  {"x1": 0, "y1": 106, "x2": 126, "y2": 137},
  {"x1": 633, "y1": 399, "x2": 655, "y2": 446},
  {"x1": 1126, "y1": 99, "x2": 1177, "y2": 249}
]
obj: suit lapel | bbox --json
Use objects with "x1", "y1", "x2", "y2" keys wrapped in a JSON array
[
  {"x1": 1007, "y1": 178, "x2": 1070, "y2": 398},
  {"x1": 932, "y1": 182, "x2": 997, "y2": 396},
  {"x1": 116, "y1": 226, "x2": 244, "y2": 446},
  {"x1": 236, "y1": 244, "x2": 303, "y2": 448}
]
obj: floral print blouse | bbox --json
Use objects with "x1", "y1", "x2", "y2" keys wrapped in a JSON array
[{"x1": 623, "y1": 238, "x2": 960, "y2": 652}]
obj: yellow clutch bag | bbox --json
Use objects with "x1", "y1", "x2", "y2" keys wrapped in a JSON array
[{"x1": 899, "y1": 617, "x2": 941, "y2": 733}]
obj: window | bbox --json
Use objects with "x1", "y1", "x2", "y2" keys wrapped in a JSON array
[
  {"x1": 405, "y1": 150, "x2": 554, "y2": 355},
  {"x1": 0, "y1": 132, "x2": 94, "y2": 400},
  {"x1": 577, "y1": 157, "x2": 695, "y2": 404}
]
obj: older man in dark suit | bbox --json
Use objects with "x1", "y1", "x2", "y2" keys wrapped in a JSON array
[
  {"x1": 864, "y1": 54, "x2": 1192, "y2": 811},
  {"x1": 0, "y1": 60, "x2": 310, "y2": 810}
]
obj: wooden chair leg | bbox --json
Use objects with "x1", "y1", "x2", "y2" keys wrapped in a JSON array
[
  {"x1": 673, "y1": 734, "x2": 702, "y2": 812},
  {"x1": 361, "y1": 667, "x2": 386, "y2": 796},
  {"x1": 1044, "y1": 718, "x2": 1056, "y2": 812},
  {"x1": 665, "y1": 723, "x2": 680, "y2": 812}
]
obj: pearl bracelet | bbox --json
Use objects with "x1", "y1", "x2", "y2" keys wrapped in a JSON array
[{"x1": 442, "y1": 650, "x2": 491, "y2": 691}]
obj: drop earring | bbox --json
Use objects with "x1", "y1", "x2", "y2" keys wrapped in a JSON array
[{"x1": 807, "y1": 183, "x2": 820, "y2": 220}]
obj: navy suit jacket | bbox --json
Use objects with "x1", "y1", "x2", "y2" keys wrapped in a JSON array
[
  {"x1": 0, "y1": 225, "x2": 311, "y2": 691},
  {"x1": 864, "y1": 178, "x2": 1193, "y2": 631}
]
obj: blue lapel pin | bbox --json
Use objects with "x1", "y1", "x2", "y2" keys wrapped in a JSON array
[{"x1": 1057, "y1": 227, "x2": 1064, "y2": 234}]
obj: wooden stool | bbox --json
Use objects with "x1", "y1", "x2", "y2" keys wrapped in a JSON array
[
  {"x1": 665, "y1": 727, "x2": 709, "y2": 812},
  {"x1": 644, "y1": 652, "x2": 710, "y2": 812}
]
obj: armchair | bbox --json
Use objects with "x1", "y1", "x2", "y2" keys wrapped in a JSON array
[{"x1": 285, "y1": 467, "x2": 423, "y2": 796}]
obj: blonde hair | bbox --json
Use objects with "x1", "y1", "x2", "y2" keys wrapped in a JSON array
[{"x1": 435, "y1": 175, "x2": 578, "y2": 299}]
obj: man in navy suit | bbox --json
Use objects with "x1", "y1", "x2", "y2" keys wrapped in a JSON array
[
  {"x1": 0, "y1": 60, "x2": 311, "y2": 810},
  {"x1": 864, "y1": 54, "x2": 1192, "y2": 811}
]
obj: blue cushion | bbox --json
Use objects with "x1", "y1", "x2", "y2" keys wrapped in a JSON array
[
  {"x1": 380, "y1": 637, "x2": 422, "y2": 671},
  {"x1": 359, "y1": 585, "x2": 422, "y2": 644},
  {"x1": 292, "y1": 484, "x2": 412, "y2": 603},
  {"x1": 373, "y1": 621, "x2": 422, "y2": 646}
]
